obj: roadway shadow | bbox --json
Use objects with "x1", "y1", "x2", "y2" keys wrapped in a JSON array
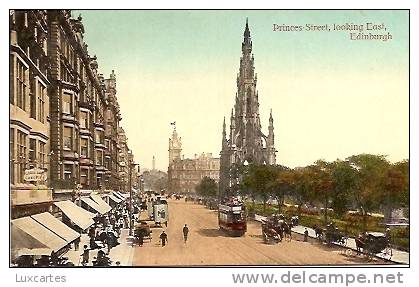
[{"x1": 197, "y1": 228, "x2": 224, "y2": 237}]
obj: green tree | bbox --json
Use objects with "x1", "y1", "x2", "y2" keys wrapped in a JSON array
[
  {"x1": 268, "y1": 165, "x2": 292, "y2": 214},
  {"x1": 308, "y1": 160, "x2": 334, "y2": 224},
  {"x1": 383, "y1": 160, "x2": 409, "y2": 222},
  {"x1": 196, "y1": 176, "x2": 218, "y2": 198},
  {"x1": 347, "y1": 154, "x2": 390, "y2": 231},
  {"x1": 330, "y1": 160, "x2": 358, "y2": 217},
  {"x1": 291, "y1": 167, "x2": 315, "y2": 216},
  {"x1": 242, "y1": 164, "x2": 277, "y2": 215}
]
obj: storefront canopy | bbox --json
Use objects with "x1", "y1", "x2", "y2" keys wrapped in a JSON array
[
  {"x1": 54, "y1": 200, "x2": 95, "y2": 230},
  {"x1": 11, "y1": 217, "x2": 67, "y2": 253},
  {"x1": 113, "y1": 191, "x2": 126, "y2": 201},
  {"x1": 81, "y1": 197, "x2": 108, "y2": 215},
  {"x1": 117, "y1": 191, "x2": 130, "y2": 199},
  {"x1": 11, "y1": 224, "x2": 52, "y2": 259},
  {"x1": 107, "y1": 193, "x2": 122, "y2": 204},
  {"x1": 31, "y1": 212, "x2": 80, "y2": 244},
  {"x1": 90, "y1": 194, "x2": 112, "y2": 213}
]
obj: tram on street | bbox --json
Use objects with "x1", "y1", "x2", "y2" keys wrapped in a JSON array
[{"x1": 218, "y1": 198, "x2": 247, "y2": 237}]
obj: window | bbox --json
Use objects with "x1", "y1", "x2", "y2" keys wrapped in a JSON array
[
  {"x1": 105, "y1": 158, "x2": 110, "y2": 170},
  {"x1": 96, "y1": 150, "x2": 103, "y2": 166},
  {"x1": 29, "y1": 138, "x2": 36, "y2": 164},
  {"x1": 37, "y1": 82, "x2": 46, "y2": 123},
  {"x1": 80, "y1": 169, "x2": 88, "y2": 186},
  {"x1": 63, "y1": 92, "x2": 72, "y2": 114},
  {"x1": 10, "y1": 128, "x2": 14, "y2": 182},
  {"x1": 64, "y1": 164, "x2": 72, "y2": 180},
  {"x1": 17, "y1": 131, "x2": 27, "y2": 183},
  {"x1": 105, "y1": 139, "x2": 110, "y2": 149},
  {"x1": 63, "y1": 126, "x2": 72, "y2": 149},
  {"x1": 16, "y1": 59, "x2": 27, "y2": 110},
  {"x1": 80, "y1": 111, "x2": 88, "y2": 129},
  {"x1": 80, "y1": 138, "x2": 88, "y2": 157},
  {"x1": 95, "y1": 130, "x2": 104, "y2": 144},
  {"x1": 30, "y1": 77, "x2": 36, "y2": 119},
  {"x1": 39, "y1": 142, "x2": 45, "y2": 168}
]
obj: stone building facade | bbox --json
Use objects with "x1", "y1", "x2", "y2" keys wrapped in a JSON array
[
  {"x1": 168, "y1": 127, "x2": 220, "y2": 194},
  {"x1": 219, "y1": 20, "x2": 277, "y2": 198},
  {"x1": 10, "y1": 10, "x2": 52, "y2": 218},
  {"x1": 9, "y1": 10, "x2": 138, "y2": 217}
]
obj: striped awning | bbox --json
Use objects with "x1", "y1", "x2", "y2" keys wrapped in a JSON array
[
  {"x1": 90, "y1": 194, "x2": 112, "y2": 213},
  {"x1": 107, "y1": 193, "x2": 122, "y2": 204},
  {"x1": 31, "y1": 212, "x2": 80, "y2": 243},
  {"x1": 54, "y1": 200, "x2": 95, "y2": 230},
  {"x1": 11, "y1": 217, "x2": 67, "y2": 253},
  {"x1": 81, "y1": 197, "x2": 108, "y2": 215}
]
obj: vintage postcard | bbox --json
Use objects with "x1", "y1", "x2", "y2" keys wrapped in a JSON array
[{"x1": 9, "y1": 9, "x2": 409, "y2": 273}]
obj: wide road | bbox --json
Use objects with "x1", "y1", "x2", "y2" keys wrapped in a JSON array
[{"x1": 132, "y1": 199, "x2": 383, "y2": 266}]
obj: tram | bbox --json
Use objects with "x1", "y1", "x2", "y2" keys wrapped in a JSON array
[{"x1": 218, "y1": 198, "x2": 247, "y2": 237}]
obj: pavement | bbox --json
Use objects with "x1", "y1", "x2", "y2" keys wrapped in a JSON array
[
  {"x1": 291, "y1": 225, "x2": 409, "y2": 265},
  {"x1": 253, "y1": 214, "x2": 409, "y2": 265},
  {"x1": 65, "y1": 228, "x2": 134, "y2": 266}
]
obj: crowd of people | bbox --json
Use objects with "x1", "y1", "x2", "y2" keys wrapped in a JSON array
[{"x1": 81, "y1": 204, "x2": 134, "y2": 266}]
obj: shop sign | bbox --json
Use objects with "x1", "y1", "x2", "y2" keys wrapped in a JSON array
[{"x1": 24, "y1": 168, "x2": 47, "y2": 182}]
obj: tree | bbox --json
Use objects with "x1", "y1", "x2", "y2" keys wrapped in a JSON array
[
  {"x1": 347, "y1": 154, "x2": 390, "y2": 231},
  {"x1": 308, "y1": 160, "x2": 334, "y2": 224},
  {"x1": 291, "y1": 167, "x2": 315, "y2": 216},
  {"x1": 383, "y1": 160, "x2": 409, "y2": 222},
  {"x1": 330, "y1": 160, "x2": 358, "y2": 217},
  {"x1": 268, "y1": 165, "x2": 292, "y2": 214},
  {"x1": 241, "y1": 164, "x2": 277, "y2": 215},
  {"x1": 196, "y1": 176, "x2": 218, "y2": 198}
]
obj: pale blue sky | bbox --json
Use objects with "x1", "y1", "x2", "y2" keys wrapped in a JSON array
[{"x1": 75, "y1": 10, "x2": 409, "y2": 170}]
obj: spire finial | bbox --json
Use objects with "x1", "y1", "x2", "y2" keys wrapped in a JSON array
[{"x1": 244, "y1": 18, "x2": 250, "y2": 38}]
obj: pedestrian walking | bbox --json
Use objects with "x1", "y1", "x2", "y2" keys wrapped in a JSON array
[
  {"x1": 138, "y1": 233, "x2": 144, "y2": 247},
  {"x1": 160, "y1": 231, "x2": 168, "y2": 247},
  {"x1": 82, "y1": 245, "x2": 89, "y2": 265},
  {"x1": 303, "y1": 228, "x2": 309, "y2": 242},
  {"x1": 74, "y1": 236, "x2": 80, "y2": 251},
  {"x1": 182, "y1": 224, "x2": 189, "y2": 244}
]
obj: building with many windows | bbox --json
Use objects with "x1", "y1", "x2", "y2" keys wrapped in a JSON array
[
  {"x1": 10, "y1": 10, "x2": 52, "y2": 218},
  {"x1": 168, "y1": 127, "x2": 220, "y2": 194},
  {"x1": 9, "y1": 10, "x2": 138, "y2": 217}
]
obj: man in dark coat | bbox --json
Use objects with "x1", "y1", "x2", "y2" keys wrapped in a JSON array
[
  {"x1": 160, "y1": 231, "x2": 168, "y2": 247},
  {"x1": 183, "y1": 224, "x2": 189, "y2": 244}
]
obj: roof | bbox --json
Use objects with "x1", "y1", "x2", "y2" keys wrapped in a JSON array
[
  {"x1": 31, "y1": 212, "x2": 80, "y2": 243},
  {"x1": 81, "y1": 197, "x2": 109, "y2": 215},
  {"x1": 11, "y1": 217, "x2": 67, "y2": 253},
  {"x1": 90, "y1": 194, "x2": 112, "y2": 213},
  {"x1": 107, "y1": 193, "x2": 122, "y2": 204},
  {"x1": 54, "y1": 200, "x2": 95, "y2": 230}
]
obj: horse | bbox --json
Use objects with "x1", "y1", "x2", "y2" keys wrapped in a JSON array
[
  {"x1": 282, "y1": 222, "x2": 292, "y2": 241},
  {"x1": 314, "y1": 226, "x2": 323, "y2": 242},
  {"x1": 355, "y1": 235, "x2": 365, "y2": 255}
]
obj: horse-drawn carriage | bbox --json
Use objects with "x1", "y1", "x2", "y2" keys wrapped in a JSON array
[
  {"x1": 355, "y1": 232, "x2": 392, "y2": 259},
  {"x1": 313, "y1": 223, "x2": 347, "y2": 247},
  {"x1": 134, "y1": 221, "x2": 152, "y2": 244},
  {"x1": 323, "y1": 224, "x2": 348, "y2": 247},
  {"x1": 261, "y1": 214, "x2": 292, "y2": 244}
]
